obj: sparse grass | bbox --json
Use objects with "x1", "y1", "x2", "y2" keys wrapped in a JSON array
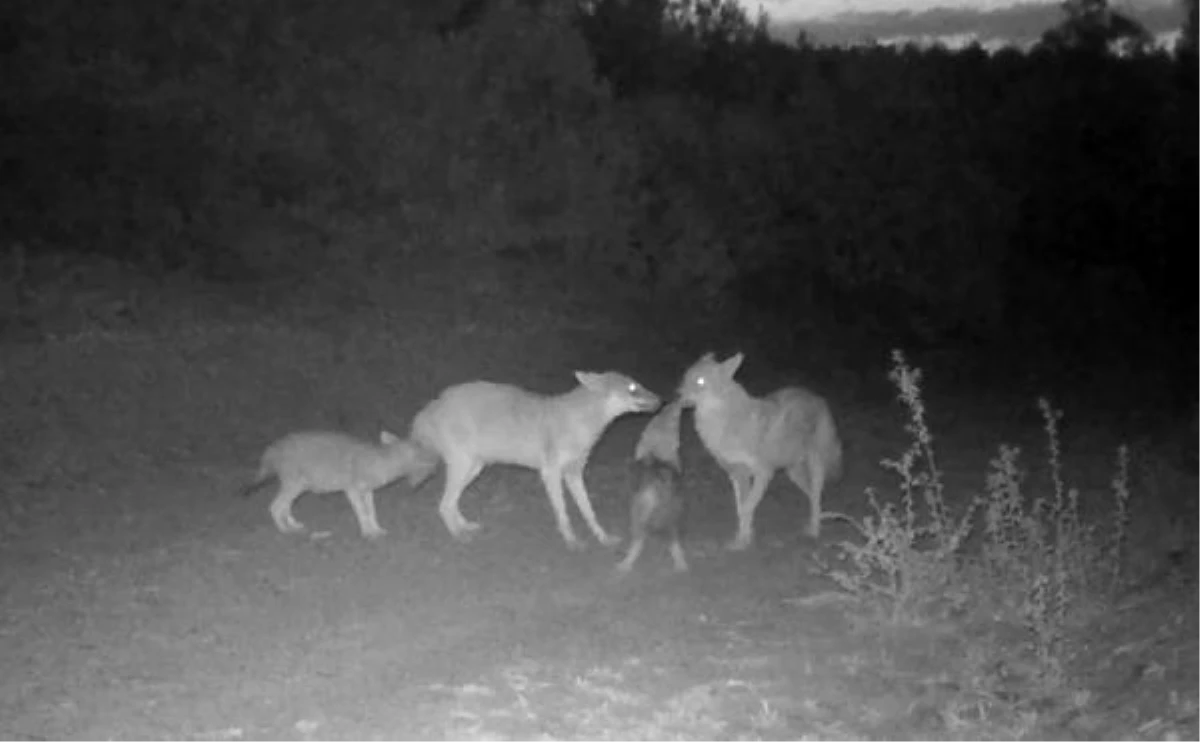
[
  {"x1": 423, "y1": 653, "x2": 793, "y2": 741},
  {"x1": 817, "y1": 348, "x2": 1198, "y2": 739}
]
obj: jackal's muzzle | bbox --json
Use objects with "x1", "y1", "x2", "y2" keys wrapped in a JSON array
[{"x1": 627, "y1": 386, "x2": 662, "y2": 413}]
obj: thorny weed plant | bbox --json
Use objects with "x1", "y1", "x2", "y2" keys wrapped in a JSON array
[
  {"x1": 826, "y1": 350, "x2": 1132, "y2": 678},
  {"x1": 984, "y1": 401, "x2": 1131, "y2": 681},
  {"x1": 825, "y1": 349, "x2": 979, "y2": 624}
]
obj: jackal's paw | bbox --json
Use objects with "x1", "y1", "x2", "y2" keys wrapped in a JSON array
[
  {"x1": 274, "y1": 519, "x2": 306, "y2": 535},
  {"x1": 670, "y1": 543, "x2": 688, "y2": 572},
  {"x1": 362, "y1": 527, "x2": 388, "y2": 541},
  {"x1": 726, "y1": 535, "x2": 753, "y2": 552},
  {"x1": 443, "y1": 513, "x2": 481, "y2": 542},
  {"x1": 597, "y1": 532, "x2": 622, "y2": 548}
]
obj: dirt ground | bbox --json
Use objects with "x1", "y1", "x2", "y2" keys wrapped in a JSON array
[{"x1": 1, "y1": 258, "x2": 1195, "y2": 740}]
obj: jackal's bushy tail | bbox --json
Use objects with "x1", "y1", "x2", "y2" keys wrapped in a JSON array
[
  {"x1": 820, "y1": 413, "x2": 845, "y2": 484},
  {"x1": 237, "y1": 475, "x2": 276, "y2": 499}
]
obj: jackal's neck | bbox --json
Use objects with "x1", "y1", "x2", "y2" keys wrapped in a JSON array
[
  {"x1": 635, "y1": 451, "x2": 681, "y2": 472},
  {"x1": 693, "y1": 381, "x2": 754, "y2": 448},
  {"x1": 704, "y1": 380, "x2": 754, "y2": 413},
  {"x1": 553, "y1": 384, "x2": 615, "y2": 430},
  {"x1": 635, "y1": 447, "x2": 681, "y2": 470}
]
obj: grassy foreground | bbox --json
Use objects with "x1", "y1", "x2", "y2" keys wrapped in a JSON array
[{"x1": 0, "y1": 255, "x2": 1195, "y2": 740}]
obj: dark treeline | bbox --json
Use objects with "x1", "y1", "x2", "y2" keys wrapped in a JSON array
[{"x1": 1, "y1": 0, "x2": 1195, "y2": 374}]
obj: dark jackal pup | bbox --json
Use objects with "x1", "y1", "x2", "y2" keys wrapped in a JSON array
[
  {"x1": 240, "y1": 430, "x2": 436, "y2": 540},
  {"x1": 617, "y1": 398, "x2": 688, "y2": 573}
]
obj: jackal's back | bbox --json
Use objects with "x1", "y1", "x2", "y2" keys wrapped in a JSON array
[
  {"x1": 697, "y1": 386, "x2": 842, "y2": 478},
  {"x1": 262, "y1": 431, "x2": 419, "y2": 491},
  {"x1": 410, "y1": 381, "x2": 568, "y2": 468}
]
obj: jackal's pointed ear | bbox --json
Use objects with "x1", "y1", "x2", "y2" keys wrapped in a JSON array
[
  {"x1": 698, "y1": 351, "x2": 717, "y2": 365},
  {"x1": 575, "y1": 371, "x2": 603, "y2": 390},
  {"x1": 380, "y1": 430, "x2": 400, "y2": 445},
  {"x1": 720, "y1": 352, "x2": 745, "y2": 378}
]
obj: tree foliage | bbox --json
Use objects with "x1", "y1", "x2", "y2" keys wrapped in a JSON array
[
  {"x1": 1180, "y1": 0, "x2": 1198, "y2": 55},
  {"x1": 1038, "y1": 0, "x2": 1154, "y2": 54},
  {"x1": 1, "y1": 0, "x2": 1193, "y2": 356},
  {"x1": 2, "y1": 0, "x2": 630, "y2": 281}
]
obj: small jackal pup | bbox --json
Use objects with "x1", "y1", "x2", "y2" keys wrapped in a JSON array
[
  {"x1": 408, "y1": 372, "x2": 661, "y2": 550},
  {"x1": 240, "y1": 430, "x2": 436, "y2": 539},
  {"x1": 678, "y1": 352, "x2": 843, "y2": 550},
  {"x1": 617, "y1": 398, "x2": 688, "y2": 574}
]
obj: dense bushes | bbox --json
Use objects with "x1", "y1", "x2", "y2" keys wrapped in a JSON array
[
  {"x1": 1, "y1": 0, "x2": 1194, "y2": 358},
  {"x1": 581, "y1": 0, "x2": 1194, "y2": 361},
  {"x1": 3, "y1": 0, "x2": 634, "y2": 283}
]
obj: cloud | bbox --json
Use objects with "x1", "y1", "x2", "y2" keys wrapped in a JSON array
[
  {"x1": 763, "y1": 0, "x2": 1184, "y2": 46},
  {"x1": 759, "y1": 0, "x2": 1055, "y2": 22}
]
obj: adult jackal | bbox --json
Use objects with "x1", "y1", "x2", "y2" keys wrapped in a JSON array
[
  {"x1": 408, "y1": 372, "x2": 661, "y2": 550},
  {"x1": 679, "y1": 352, "x2": 843, "y2": 550}
]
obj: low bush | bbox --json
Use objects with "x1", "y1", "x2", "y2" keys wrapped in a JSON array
[{"x1": 825, "y1": 350, "x2": 1148, "y2": 683}]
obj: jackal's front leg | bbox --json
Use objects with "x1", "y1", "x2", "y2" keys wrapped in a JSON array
[
  {"x1": 564, "y1": 462, "x2": 620, "y2": 547},
  {"x1": 721, "y1": 462, "x2": 759, "y2": 551},
  {"x1": 731, "y1": 468, "x2": 772, "y2": 550},
  {"x1": 540, "y1": 467, "x2": 585, "y2": 550},
  {"x1": 439, "y1": 457, "x2": 484, "y2": 541}
]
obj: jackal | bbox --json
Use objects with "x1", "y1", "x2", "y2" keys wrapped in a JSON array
[
  {"x1": 408, "y1": 372, "x2": 661, "y2": 550},
  {"x1": 240, "y1": 430, "x2": 436, "y2": 539},
  {"x1": 618, "y1": 398, "x2": 688, "y2": 573},
  {"x1": 679, "y1": 352, "x2": 843, "y2": 550}
]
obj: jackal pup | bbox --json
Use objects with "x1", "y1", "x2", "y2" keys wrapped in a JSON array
[
  {"x1": 408, "y1": 371, "x2": 660, "y2": 550},
  {"x1": 617, "y1": 397, "x2": 688, "y2": 574},
  {"x1": 679, "y1": 352, "x2": 843, "y2": 550},
  {"x1": 240, "y1": 430, "x2": 436, "y2": 539}
]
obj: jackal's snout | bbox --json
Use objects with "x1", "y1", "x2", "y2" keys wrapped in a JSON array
[
  {"x1": 676, "y1": 371, "x2": 706, "y2": 407},
  {"x1": 623, "y1": 382, "x2": 662, "y2": 414},
  {"x1": 677, "y1": 351, "x2": 737, "y2": 406}
]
